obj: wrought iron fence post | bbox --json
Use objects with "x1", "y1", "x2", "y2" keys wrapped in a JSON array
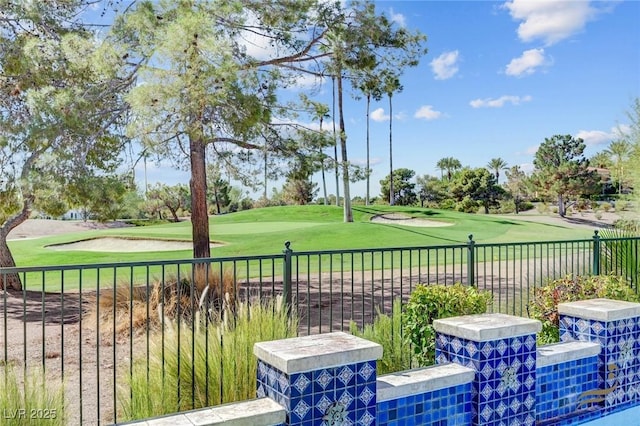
[
  {"x1": 592, "y1": 230, "x2": 601, "y2": 276},
  {"x1": 283, "y1": 241, "x2": 293, "y2": 312},
  {"x1": 467, "y1": 234, "x2": 476, "y2": 287}
]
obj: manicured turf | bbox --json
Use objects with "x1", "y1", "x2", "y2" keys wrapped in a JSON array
[{"x1": 7, "y1": 205, "x2": 595, "y2": 268}]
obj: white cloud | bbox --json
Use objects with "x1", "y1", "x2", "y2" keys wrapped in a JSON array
[
  {"x1": 371, "y1": 108, "x2": 389, "y2": 122},
  {"x1": 469, "y1": 95, "x2": 532, "y2": 108},
  {"x1": 525, "y1": 145, "x2": 539, "y2": 156},
  {"x1": 394, "y1": 111, "x2": 408, "y2": 121},
  {"x1": 237, "y1": 13, "x2": 275, "y2": 60},
  {"x1": 284, "y1": 73, "x2": 326, "y2": 91},
  {"x1": 430, "y1": 50, "x2": 460, "y2": 80},
  {"x1": 505, "y1": 48, "x2": 548, "y2": 76},
  {"x1": 503, "y1": 0, "x2": 601, "y2": 46},
  {"x1": 615, "y1": 124, "x2": 631, "y2": 138},
  {"x1": 389, "y1": 8, "x2": 406, "y2": 27},
  {"x1": 519, "y1": 163, "x2": 535, "y2": 174},
  {"x1": 575, "y1": 129, "x2": 616, "y2": 146},
  {"x1": 351, "y1": 157, "x2": 383, "y2": 166},
  {"x1": 414, "y1": 105, "x2": 444, "y2": 121}
]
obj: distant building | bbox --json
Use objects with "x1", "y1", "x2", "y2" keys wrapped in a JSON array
[{"x1": 61, "y1": 209, "x2": 83, "y2": 220}]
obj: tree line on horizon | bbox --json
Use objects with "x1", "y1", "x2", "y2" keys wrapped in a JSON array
[{"x1": 44, "y1": 131, "x2": 636, "y2": 226}]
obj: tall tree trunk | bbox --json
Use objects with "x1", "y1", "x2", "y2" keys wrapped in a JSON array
[
  {"x1": 263, "y1": 148, "x2": 268, "y2": 200},
  {"x1": 168, "y1": 207, "x2": 180, "y2": 223},
  {"x1": 321, "y1": 159, "x2": 328, "y2": 205},
  {"x1": 0, "y1": 198, "x2": 33, "y2": 291},
  {"x1": 389, "y1": 94, "x2": 394, "y2": 206},
  {"x1": 337, "y1": 73, "x2": 352, "y2": 222},
  {"x1": 320, "y1": 117, "x2": 328, "y2": 205},
  {"x1": 619, "y1": 165, "x2": 623, "y2": 194},
  {"x1": 189, "y1": 137, "x2": 211, "y2": 259},
  {"x1": 214, "y1": 186, "x2": 221, "y2": 215},
  {"x1": 365, "y1": 94, "x2": 371, "y2": 206},
  {"x1": 558, "y1": 194, "x2": 566, "y2": 217},
  {"x1": 0, "y1": 237, "x2": 21, "y2": 291},
  {"x1": 332, "y1": 76, "x2": 340, "y2": 206}
]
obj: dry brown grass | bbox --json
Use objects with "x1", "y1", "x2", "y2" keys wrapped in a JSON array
[{"x1": 86, "y1": 268, "x2": 237, "y2": 338}]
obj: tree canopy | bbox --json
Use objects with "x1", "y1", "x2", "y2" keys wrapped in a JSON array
[
  {"x1": 379, "y1": 168, "x2": 417, "y2": 206},
  {"x1": 450, "y1": 168, "x2": 504, "y2": 214},
  {"x1": 0, "y1": 0, "x2": 131, "y2": 289},
  {"x1": 114, "y1": 0, "x2": 426, "y2": 261},
  {"x1": 532, "y1": 135, "x2": 599, "y2": 217}
]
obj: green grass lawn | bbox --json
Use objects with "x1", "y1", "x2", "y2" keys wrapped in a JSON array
[{"x1": 8, "y1": 205, "x2": 595, "y2": 268}]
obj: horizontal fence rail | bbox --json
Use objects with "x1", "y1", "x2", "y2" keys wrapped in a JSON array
[{"x1": 1, "y1": 234, "x2": 638, "y2": 424}]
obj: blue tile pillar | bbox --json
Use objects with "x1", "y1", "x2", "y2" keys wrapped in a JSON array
[
  {"x1": 558, "y1": 298, "x2": 640, "y2": 413},
  {"x1": 254, "y1": 332, "x2": 383, "y2": 426},
  {"x1": 433, "y1": 313, "x2": 541, "y2": 426}
]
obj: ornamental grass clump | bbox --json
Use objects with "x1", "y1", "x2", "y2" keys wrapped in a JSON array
[
  {"x1": 118, "y1": 295, "x2": 297, "y2": 422},
  {"x1": 528, "y1": 274, "x2": 639, "y2": 345},
  {"x1": 403, "y1": 283, "x2": 492, "y2": 367},
  {"x1": 599, "y1": 224, "x2": 640, "y2": 288},
  {"x1": 0, "y1": 366, "x2": 66, "y2": 426},
  {"x1": 87, "y1": 268, "x2": 236, "y2": 337},
  {"x1": 350, "y1": 299, "x2": 411, "y2": 375}
]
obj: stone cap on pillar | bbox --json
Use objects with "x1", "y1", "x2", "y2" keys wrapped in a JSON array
[
  {"x1": 558, "y1": 298, "x2": 640, "y2": 322},
  {"x1": 253, "y1": 332, "x2": 383, "y2": 374},
  {"x1": 433, "y1": 313, "x2": 541, "y2": 342}
]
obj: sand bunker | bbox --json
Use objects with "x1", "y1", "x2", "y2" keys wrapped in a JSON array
[
  {"x1": 47, "y1": 237, "x2": 222, "y2": 252},
  {"x1": 370, "y1": 213, "x2": 454, "y2": 227}
]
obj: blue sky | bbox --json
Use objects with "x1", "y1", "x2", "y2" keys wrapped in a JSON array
[{"x1": 136, "y1": 0, "x2": 640, "y2": 199}]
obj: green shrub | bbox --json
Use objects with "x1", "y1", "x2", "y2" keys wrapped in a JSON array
[
  {"x1": 520, "y1": 201, "x2": 534, "y2": 211},
  {"x1": 537, "y1": 202, "x2": 549, "y2": 214},
  {"x1": 438, "y1": 198, "x2": 456, "y2": 210},
  {"x1": 528, "y1": 275, "x2": 638, "y2": 345},
  {"x1": 575, "y1": 199, "x2": 591, "y2": 211},
  {"x1": 495, "y1": 200, "x2": 516, "y2": 214},
  {"x1": 455, "y1": 196, "x2": 479, "y2": 213},
  {"x1": 495, "y1": 200, "x2": 534, "y2": 214},
  {"x1": 601, "y1": 202, "x2": 612, "y2": 212},
  {"x1": 119, "y1": 296, "x2": 298, "y2": 422},
  {"x1": 349, "y1": 300, "x2": 411, "y2": 375},
  {"x1": 403, "y1": 283, "x2": 492, "y2": 366},
  {"x1": 0, "y1": 367, "x2": 66, "y2": 426}
]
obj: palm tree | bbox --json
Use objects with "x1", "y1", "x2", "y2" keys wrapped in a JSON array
[
  {"x1": 487, "y1": 158, "x2": 508, "y2": 183},
  {"x1": 356, "y1": 73, "x2": 382, "y2": 206},
  {"x1": 436, "y1": 157, "x2": 462, "y2": 181},
  {"x1": 331, "y1": 75, "x2": 340, "y2": 206},
  {"x1": 604, "y1": 140, "x2": 632, "y2": 194},
  {"x1": 305, "y1": 98, "x2": 331, "y2": 204},
  {"x1": 590, "y1": 151, "x2": 613, "y2": 169},
  {"x1": 382, "y1": 71, "x2": 403, "y2": 205}
]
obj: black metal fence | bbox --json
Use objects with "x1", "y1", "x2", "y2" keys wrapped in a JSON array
[{"x1": 1, "y1": 233, "x2": 638, "y2": 424}]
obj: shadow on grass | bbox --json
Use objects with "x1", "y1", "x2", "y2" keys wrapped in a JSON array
[
  {"x1": 372, "y1": 223, "x2": 462, "y2": 244},
  {"x1": 353, "y1": 206, "x2": 442, "y2": 217}
]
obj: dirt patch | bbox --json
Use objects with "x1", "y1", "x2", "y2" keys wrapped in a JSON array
[{"x1": 46, "y1": 237, "x2": 222, "y2": 253}]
